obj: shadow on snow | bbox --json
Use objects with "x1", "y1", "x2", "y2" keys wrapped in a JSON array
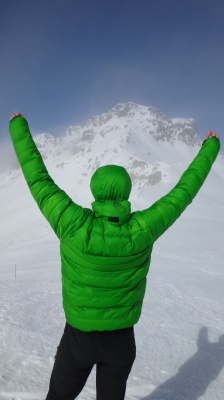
[{"x1": 141, "y1": 326, "x2": 224, "y2": 400}]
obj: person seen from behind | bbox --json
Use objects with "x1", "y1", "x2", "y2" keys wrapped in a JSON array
[{"x1": 9, "y1": 113, "x2": 220, "y2": 400}]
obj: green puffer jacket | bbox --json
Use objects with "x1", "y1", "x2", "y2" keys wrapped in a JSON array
[{"x1": 9, "y1": 116, "x2": 220, "y2": 331}]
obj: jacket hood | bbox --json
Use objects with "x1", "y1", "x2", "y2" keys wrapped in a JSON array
[{"x1": 90, "y1": 165, "x2": 132, "y2": 201}]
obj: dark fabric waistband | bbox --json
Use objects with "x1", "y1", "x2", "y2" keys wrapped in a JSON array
[{"x1": 67, "y1": 322, "x2": 133, "y2": 335}]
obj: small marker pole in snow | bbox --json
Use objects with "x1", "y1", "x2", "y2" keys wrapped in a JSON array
[{"x1": 15, "y1": 264, "x2": 16, "y2": 280}]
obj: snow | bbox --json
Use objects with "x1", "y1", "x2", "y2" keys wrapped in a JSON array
[{"x1": 0, "y1": 103, "x2": 224, "y2": 399}]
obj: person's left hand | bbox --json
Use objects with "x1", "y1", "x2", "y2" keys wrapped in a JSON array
[{"x1": 10, "y1": 112, "x2": 24, "y2": 121}]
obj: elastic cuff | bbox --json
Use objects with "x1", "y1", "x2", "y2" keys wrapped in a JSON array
[{"x1": 202, "y1": 137, "x2": 220, "y2": 146}]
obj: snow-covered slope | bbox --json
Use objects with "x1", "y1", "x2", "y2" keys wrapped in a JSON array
[{"x1": 0, "y1": 103, "x2": 224, "y2": 400}]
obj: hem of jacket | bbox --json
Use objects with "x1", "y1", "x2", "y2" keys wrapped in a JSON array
[{"x1": 65, "y1": 316, "x2": 139, "y2": 332}]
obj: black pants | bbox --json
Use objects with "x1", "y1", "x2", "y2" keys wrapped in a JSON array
[{"x1": 46, "y1": 323, "x2": 136, "y2": 400}]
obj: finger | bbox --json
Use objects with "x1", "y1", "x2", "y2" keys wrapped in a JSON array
[
  {"x1": 210, "y1": 131, "x2": 219, "y2": 139},
  {"x1": 204, "y1": 130, "x2": 220, "y2": 141},
  {"x1": 10, "y1": 113, "x2": 23, "y2": 121},
  {"x1": 214, "y1": 133, "x2": 220, "y2": 140},
  {"x1": 205, "y1": 130, "x2": 212, "y2": 140}
]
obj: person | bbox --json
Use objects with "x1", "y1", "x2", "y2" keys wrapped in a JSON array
[{"x1": 9, "y1": 113, "x2": 220, "y2": 400}]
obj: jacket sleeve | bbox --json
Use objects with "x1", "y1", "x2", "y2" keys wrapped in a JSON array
[
  {"x1": 139, "y1": 137, "x2": 220, "y2": 242},
  {"x1": 9, "y1": 116, "x2": 89, "y2": 239}
]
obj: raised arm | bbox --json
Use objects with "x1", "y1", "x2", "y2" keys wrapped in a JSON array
[
  {"x1": 9, "y1": 113, "x2": 90, "y2": 238},
  {"x1": 139, "y1": 131, "x2": 220, "y2": 242}
]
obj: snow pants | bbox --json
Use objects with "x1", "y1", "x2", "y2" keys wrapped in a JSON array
[{"x1": 45, "y1": 323, "x2": 136, "y2": 400}]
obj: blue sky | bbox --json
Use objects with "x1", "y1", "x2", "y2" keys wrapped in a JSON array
[{"x1": 0, "y1": 0, "x2": 224, "y2": 142}]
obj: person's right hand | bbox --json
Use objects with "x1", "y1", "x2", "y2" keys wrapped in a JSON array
[
  {"x1": 204, "y1": 130, "x2": 220, "y2": 141},
  {"x1": 10, "y1": 112, "x2": 24, "y2": 121}
]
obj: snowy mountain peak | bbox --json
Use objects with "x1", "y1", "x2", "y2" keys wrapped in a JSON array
[
  {"x1": 111, "y1": 102, "x2": 162, "y2": 119},
  {"x1": 1, "y1": 103, "x2": 205, "y2": 197},
  {"x1": 72, "y1": 102, "x2": 200, "y2": 147}
]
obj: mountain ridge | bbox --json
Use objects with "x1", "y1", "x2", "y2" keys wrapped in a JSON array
[{"x1": 0, "y1": 102, "x2": 220, "y2": 195}]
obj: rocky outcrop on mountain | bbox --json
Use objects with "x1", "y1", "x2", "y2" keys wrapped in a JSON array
[{"x1": 1, "y1": 103, "x2": 202, "y2": 192}]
